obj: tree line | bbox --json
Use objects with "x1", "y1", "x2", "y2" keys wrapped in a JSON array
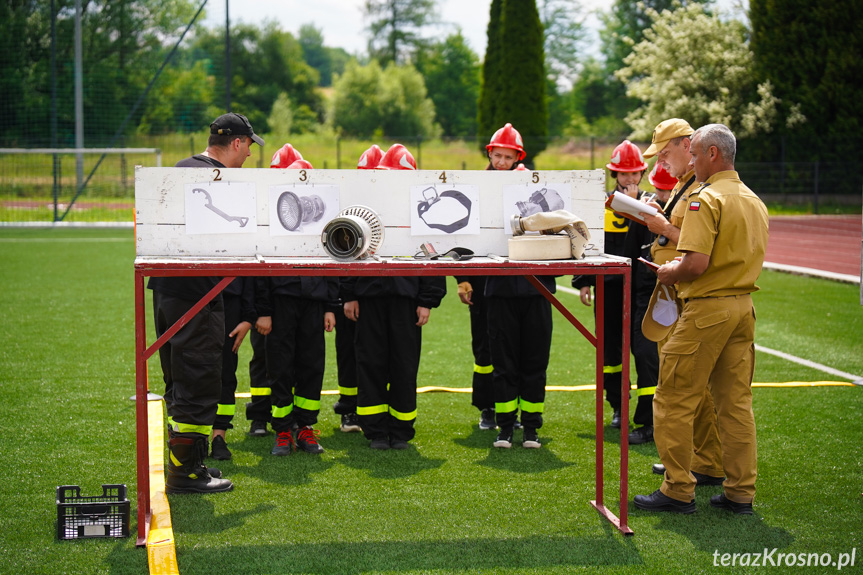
[{"x1": 1, "y1": 0, "x2": 860, "y2": 176}]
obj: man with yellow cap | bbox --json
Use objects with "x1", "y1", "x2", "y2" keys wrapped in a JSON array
[
  {"x1": 639, "y1": 118, "x2": 725, "y2": 487},
  {"x1": 634, "y1": 124, "x2": 768, "y2": 515}
]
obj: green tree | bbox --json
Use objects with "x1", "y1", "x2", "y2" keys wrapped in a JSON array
[
  {"x1": 477, "y1": 0, "x2": 504, "y2": 151},
  {"x1": 1, "y1": 0, "x2": 199, "y2": 146},
  {"x1": 749, "y1": 0, "x2": 860, "y2": 165},
  {"x1": 364, "y1": 0, "x2": 437, "y2": 65},
  {"x1": 330, "y1": 60, "x2": 384, "y2": 137},
  {"x1": 299, "y1": 24, "x2": 332, "y2": 86},
  {"x1": 616, "y1": 3, "x2": 800, "y2": 141},
  {"x1": 188, "y1": 22, "x2": 322, "y2": 132},
  {"x1": 330, "y1": 60, "x2": 438, "y2": 139},
  {"x1": 415, "y1": 32, "x2": 480, "y2": 138},
  {"x1": 497, "y1": 0, "x2": 548, "y2": 162},
  {"x1": 378, "y1": 63, "x2": 439, "y2": 139},
  {"x1": 539, "y1": 0, "x2": 585, "y2": 87}
]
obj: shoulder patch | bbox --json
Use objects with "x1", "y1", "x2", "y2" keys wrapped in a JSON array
[{"x1": 689, "y1": 201, "x2": 701, "y2": 211}]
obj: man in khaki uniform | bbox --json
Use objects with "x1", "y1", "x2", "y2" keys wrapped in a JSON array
[
  {"x1": 640, "y1": 119, "x2": 724, "y2": 485},
  {"x1": 634, "y1": 123, "x2": 768, "y2": 515}
]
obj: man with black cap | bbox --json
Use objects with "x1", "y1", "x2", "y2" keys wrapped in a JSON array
[
  {"x1": 150, "y1": 112, "x2": 264, "y2": 493},
  {"x1": 176, "y1": 112, "x2": 265, "y2": 169}
]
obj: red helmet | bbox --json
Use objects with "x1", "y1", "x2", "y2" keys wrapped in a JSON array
[
  {"x1": 287, "y1": 159, "x2": 314, "y2": 170},
  {"x1": 606, "y1": 140, "x2": 648, "y2": 173},
  {"x1": 377, "y1": 143, "x2": 416, "y2": 170},
  {"x1": 648, "y1": 162, "x2": 677, "y2": 190},
  {"x1": 514, "y1": 163, "x2": 529, "y2": 171},
  {"x1": 270, "y1": 143, "x2": 304, "y2": 168},
  {"x1": 486, "y1": 123, "x2": 526, "y2": 161},
  {"x1": 357, "y1": 144, "x2": 383, "y2": 169}
]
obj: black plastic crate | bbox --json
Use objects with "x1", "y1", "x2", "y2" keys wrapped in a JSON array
[{"x1": 56, "y1": 484, "x2": 130, "y2": 540}]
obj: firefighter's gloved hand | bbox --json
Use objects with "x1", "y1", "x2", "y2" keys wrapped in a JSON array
[{"x1": 457, "y1": 281, "x2": 473, "y2": 306}]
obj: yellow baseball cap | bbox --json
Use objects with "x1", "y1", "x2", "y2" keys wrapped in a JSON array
[{"x1": 643, "y1": 119, "x2": 694, "y2": 158}]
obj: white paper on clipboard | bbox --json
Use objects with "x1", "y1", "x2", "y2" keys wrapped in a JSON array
[{"x1": 607, "y1": 191, "x2": 658, "y2": 222}]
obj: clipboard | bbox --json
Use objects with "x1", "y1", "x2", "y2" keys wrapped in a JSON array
[
  {"x1": 638, "y1": 256, "x2": 660, "y2": 271},
  {"x1": 605, "y1": 191, "x2": 658, "y2": 223}
]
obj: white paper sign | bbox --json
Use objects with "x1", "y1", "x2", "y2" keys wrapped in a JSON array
[
  {"x1": 184, "y1": 182, "x2": 256, "y2": 235},
  {"x1": 501, "y1": 183, "x2": 572, "y2": 235},
  {"x1": 410, "y1": 184, "x2": 480, "y2": 235},
  {"x1": 268, "y1": 184, "x2": 340, "y2": 236}
]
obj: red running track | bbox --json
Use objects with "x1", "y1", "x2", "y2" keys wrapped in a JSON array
[{"x1": 765, "y1": 215, "x2": 861, "y2": 277}]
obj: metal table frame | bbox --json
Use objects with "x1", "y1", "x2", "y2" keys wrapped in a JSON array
[{"x1": 133, "y1": 257, "x2": 633, "y2": 545}]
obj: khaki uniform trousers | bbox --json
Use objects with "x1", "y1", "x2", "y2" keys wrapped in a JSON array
[
  {"x1": 654, "y1": 294, "x2": 757, "y2": 503},
  {"x1": 656, "y1": 339, "x2": 724, "y2": 479}
]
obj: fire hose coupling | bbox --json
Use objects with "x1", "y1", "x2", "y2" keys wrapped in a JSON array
[{"x1": 320, "y1": 205, "x2": 384, "y2": 261}]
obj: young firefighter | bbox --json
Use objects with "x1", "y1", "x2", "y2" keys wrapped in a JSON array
[
  {"x1": 256, "y1": 157, "x2": 339, "y2": 456},
  {"x1": 245, "y1": 143, "x2": 308, "y2": 438},
  {"x1": 455, "y1": 123, "x2": 525, "y2": 431},
  {"x1": 210, "y1": 277, "x2": 256, "y2": 460},
  {"x1": 331, "y1": 144, "x2": 384, "y2": 434},
  {"x1": 572, "y1": 140, "x2": 651, "y2": 431},
  {"x1": 483, "y1": 123, "x2": 556, "y2": 450},
  {"x1": 341, "y1": 144, "x2": 447, "y2": 450},
  {"x1": 155, "y1": 112, "x2": 264, "y2": 493}
]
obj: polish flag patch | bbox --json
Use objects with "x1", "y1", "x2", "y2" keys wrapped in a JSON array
[{"x1": 689, "y1": 201, "x2": 701, "y2": 211}]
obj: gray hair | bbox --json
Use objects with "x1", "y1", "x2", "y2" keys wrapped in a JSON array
[{"x1": 693, "y1": 124, "x2": 736, "y2": 164}]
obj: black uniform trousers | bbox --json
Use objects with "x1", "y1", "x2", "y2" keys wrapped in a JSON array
[
  {"x1": 214, "y1": 292, "x2": 241, "y2": 430},
  {"x1": 334, "y1": 305, "x2": 358, "y2": 412},
  {"x1": 153, "y1": 291, "x2": 223, "y2": 433},
  {"x1": 468, "y1": 278, "x2": 494, "y2": 411},
  {"x1": 245, "y1": 328, "x2": 272, "y2": 423},
  {"x1": 266, "y1": 296, "x2": 325, "y2": 432},
  {"x1": 599, "y1": 275, "x2": 626, "y2": 412},
  {"x1": 486, "y1": 295, "x2": 552, "y2": 430},
  {"x1": 631, "y1": 276, "x2": 659, "y2": 427},
  {"x1": 354, "y1": 297, "x2": 422, "y2": 442}
]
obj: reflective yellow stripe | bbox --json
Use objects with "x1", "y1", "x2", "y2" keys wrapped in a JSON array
[
  {"x1": 603, "y1": 364, "x2": 623, "y2": 374},
  {"x1": 294, "y1": 395, "x2": 321, "y2": 411},
  {"x1": 389, "y1": 406, "x2": 417, "y2": 421},
  {"x1": 271, "y1": 404, "x2": 293, "y2": 419},
  {"x1": 250, "y1": 387, "x2": 271, "y2": 396},
  {"x1": 519, "y1": 398, "x2": 544, "y2": 413},
  {"x1": 604, "y1": 208, "x2": 629, "y2": 233},
  {"x1": 474, "y1": 363, "x2": 493, "y2": 374},
  {"x1": 166, "y1": 416, "x2": 175, "y2": 428},
  {"x1": 635, "y1": 386, "x2": 657, "y2": 397},
  {"x1": 174, "y1": 422, "x2": 212, "y2": 435},
  {"x1": 357, "y1": 404, "x2": 388, "y2": 416},
  {"x1": 338, "y1": 386, "x2": 358, "y2": 396},
  {"x1": 495, "y1": 399, "x2": 518, "y2": 414},
  {"x1": 216, "y1": 403, "x2": 235, "y2": 416}
]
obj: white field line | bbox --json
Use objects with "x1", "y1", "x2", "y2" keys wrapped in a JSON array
[{"x1": 555, "y1": 282, "x2": 863, "y2": 384}]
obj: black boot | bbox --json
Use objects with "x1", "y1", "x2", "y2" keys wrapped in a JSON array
[
  {"x1": 166, "y1": 433, "x2": 234, "y2": 494},
  {"x1": 169, "y1": 428, "x2": 222, "y2": 478}
]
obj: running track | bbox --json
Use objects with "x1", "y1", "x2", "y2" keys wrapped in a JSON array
[{"x1": 765, "y1": 215, "x2": 861, "y2": 279}]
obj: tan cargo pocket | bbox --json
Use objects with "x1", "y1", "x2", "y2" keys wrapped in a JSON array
[
  {"x1": 659, "y1": 339, "x2": 700, "y2": 389},
  {"x1": 695, "y1": 309, "x2": 730, "y2": 330}
]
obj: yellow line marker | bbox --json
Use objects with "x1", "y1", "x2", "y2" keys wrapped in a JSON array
[
  {"x1": 233, "y1": 380, "x2": 853, "y2": 401},
  {"x1": 147, "y1": 399, "x2": 179, "y2": 575}
]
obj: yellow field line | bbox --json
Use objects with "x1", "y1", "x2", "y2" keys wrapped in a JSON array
[
  {"x1": 231, "y1": 380, "x2": 854, "y2": 400},
  {"x1": 147, "y1": 399, "x2": 179, "y2": 575}
]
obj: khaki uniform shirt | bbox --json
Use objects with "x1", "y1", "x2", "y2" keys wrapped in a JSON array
[
  {"x1": 651, "y1": 169, "x2": 697, "y2": 265},
  {"x1": 676, "y1": 170, "x2": 769, "y2": 300}
]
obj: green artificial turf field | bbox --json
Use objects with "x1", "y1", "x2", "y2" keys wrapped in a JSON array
[{"x1": 0, "y1": 227, "x2": 860, "y2": 574}]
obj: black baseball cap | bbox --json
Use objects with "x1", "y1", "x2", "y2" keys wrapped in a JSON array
[{"x1": 210, "y1": 113, "x2": 265, "y2": 146}]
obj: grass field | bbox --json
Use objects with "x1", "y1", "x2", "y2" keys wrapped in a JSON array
[{"x1": 1, "y1": 227, "x2": 861, "y2": 574}]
